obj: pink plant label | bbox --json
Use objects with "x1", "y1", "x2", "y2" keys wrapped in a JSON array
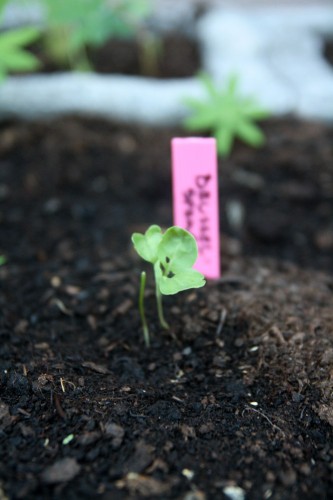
[{"x1": 171, "y1": 137, "x2": 220, "y2": 279}]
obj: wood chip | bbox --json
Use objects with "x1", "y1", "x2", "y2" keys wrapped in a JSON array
[
  {"x1": 116, "y1": 473, "x2": 174, "y2": 497},
  {"x1": 81, "y1": 361, "x2": 110, "y2": 374}
]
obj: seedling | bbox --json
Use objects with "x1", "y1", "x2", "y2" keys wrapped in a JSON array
[
  {"x1": 0, "y1": 0, "x2": 40, "y2": 82},
  {"x1": 183, "y1": 73, "x2": 269, "y2": 157},
  {"x1": 132, "y1": 225, "x2": 205, "y2": 347},
  {"x1": 41, "y1": 0, "x2": 151, "y2": 70}
]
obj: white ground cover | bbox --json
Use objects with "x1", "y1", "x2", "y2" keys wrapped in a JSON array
[{"x1": 0, "y1": 3, "x2": 333, "y2": 123}]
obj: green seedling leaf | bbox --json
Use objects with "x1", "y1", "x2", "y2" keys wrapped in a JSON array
[
  {"x1": 154, "y1": 226, "x2": 205, "y2": 295},
  {"x1": 158, "y1": 226, "x2": 198, "y2": 270},
  {"x1": 0, "y1": 255, "x2": 6, "y2": 266},
  {"x1": 0, "y1": 26, "x2": 40, "y2": 48},
  {"x1": 132, "y1": 224, "x2": 163, "y2": 263},
  {"x1": 132, "y1": 225, "x2": 205, "y2": 345},
  {"x1": 183, "y1": 72, "x2": 269, "y2": 157},
  {"x1": 0, "y1": 26, "x2": 41, "y2": 80},
  {"x1": 157, "y1": 266, "x2": 206, "y2": 295}
]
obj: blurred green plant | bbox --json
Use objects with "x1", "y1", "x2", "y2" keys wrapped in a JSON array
[
  {"x1": 183, "y1": 73, "x2": 269, "y2": 157},
  {"x1": 0, "y1": 0, "x2": 40, "y2": 82},
  {"x1": 0, "y1": 255, "x2": 6, "y2": 266},
  {"x1": 41, "y1": 0, "x2": 152, "y2": 71}
]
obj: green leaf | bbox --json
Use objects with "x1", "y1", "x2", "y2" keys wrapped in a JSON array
[
  {"x1": 183, "y1": 105, "x2": 218, "y2": 131},
  {"x1": 0, "y1": 26, "x2": 41, "y2": 78},
  {"x1": 0, "y1": 26, "x2": 41, "y2": 49},
  {"x1": 132, "y1": 225, "x2": 205, "y2": 295},
  {"x1": 157, "y1": 226, "x2": 198, "y2": 272},
  {"x1": 154, "y1": 226, "x2": 205, "y2": 295},
  {"x1": 132, "y1": 225, "x2": 163, "y2": 264},
  {"x1": 122, "y1": 0, "x2": 151, "y2": 18},
  {"x1": 183, "y1": 72, "x2": 269, "y2": 157},
  {"x1": 227, "y1": 74, "x2": 238, "y2": 95},
  {"x1": 236, "y1": 121, "x2": 265, "y2": 147},
  {"x1": 0, "y1": 49, "x2": 40, "y2": 71},
  {"x1": 215, "y1": 127, "x2": 234, "y2": 157},
  {"x1": 158, "y1": 268, "x2": 205, "y2": 295}
]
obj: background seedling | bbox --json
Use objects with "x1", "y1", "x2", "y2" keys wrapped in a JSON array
[
  {"x1": 183, "y1": 72, "x2": 269, "y2": 157},
  {"x1": 132, "y1": 225, "x2": 205, "y2": 347},
  {"x1": 41, "y1": 0, "x2": 152, "y2": 71}
]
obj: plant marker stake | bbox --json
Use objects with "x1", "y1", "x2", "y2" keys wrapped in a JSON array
[{"x1": 171, "y1": 138, "x2": 220, "y2": 279}]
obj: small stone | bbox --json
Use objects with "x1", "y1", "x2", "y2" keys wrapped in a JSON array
[
  {"x1": 198, "y1": 422, "x2": 214, "y2": 435},
  {"x1": 298, "y1": 463, "x2": 311, "y2": 476},
  {"x1": 223, "y1": 485, "x2": 246, "y2": 500},
  {"x1": 41, "y1": 458, "x2": 81, "y2": 484},
  {"x1": 14, "y1": 319, "x2": 29, "y2": 334},
  {"x1": 182, "y1": 469, "x2": 195, "y2": 480},
  {"x1": 43, "y1": 198, "x2": 62, "y2": 214},
  {"x1": 315, "y1": 230, "x2": 333, "y2": 250},
  {"x1": 279, "y1": 469, "x2": 297, "y2": 487},
  {"x1": 183, "y1": 491, "x2": 206, "y2": 500},
  {"x1": 104, "y1": 422, "x2": 125, "y2": 449}
]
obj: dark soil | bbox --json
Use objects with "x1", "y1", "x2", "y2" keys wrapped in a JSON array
[
  {"x1": 32, "y1": 33, "x2": 200, "y2": 78},
  {"x1": 1, "y1": 116, "x2": 333, "y2": 500},
  {"x1": 3, "y1": 12, "x2": 333, "y2": 498}
]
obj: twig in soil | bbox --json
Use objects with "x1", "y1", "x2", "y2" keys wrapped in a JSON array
[
  {"x1": 60, "y1": 378, "x2": 76, "y2": 393},
  {"x1": 242, "y1": 406, "x2": 285, "y2": 437},
  {"x1": 263, "y1": 325, "x2": 286, "y2": 345},
  {"x1": 216, "y1": 308, "x2": 227, "y2": 336},
  {"x1": 52, "y1": 298, "x2": 73, "y2": 316},
  {"x1": 17, "y1": 408, "x2": 31, "y2": 417},
  {"x1": 60, "y1": 378, "x2": 66, "y2": 393},
  {"x1": 53, "y1": 393, "x2": 66, "y2": 419},
  {"x1": 129, "y1": 410, "x2": 148, "y2": 419}
]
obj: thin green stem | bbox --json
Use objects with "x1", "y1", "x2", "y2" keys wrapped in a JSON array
[
  {"x1": 139, "y1": 271, "x2": 150, "y2": 347},
  {"x1": 155, "y1": 281, "x2": 169, "y2": 330},
  {"x1": 75, "y1": 43, "x2": 93, "y2": 72}
]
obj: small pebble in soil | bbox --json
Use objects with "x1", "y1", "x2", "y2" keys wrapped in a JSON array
[
  {"x1": 223, "y1": 485, "x2": 246, "y2": 500},
  {"x1": 182, "y1": 469, "x2": 195, "y2": 480},
  {"x1": 41, "y1": 458, "x2": 81, "y2": 484},
  {"x1": 183, "y1": 491, "x2": 206, "y2": 500}
]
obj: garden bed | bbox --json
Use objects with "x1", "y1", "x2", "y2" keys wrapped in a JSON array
[{"x1": 0, "y1": 116, "x2": 333, "y2": 499}]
